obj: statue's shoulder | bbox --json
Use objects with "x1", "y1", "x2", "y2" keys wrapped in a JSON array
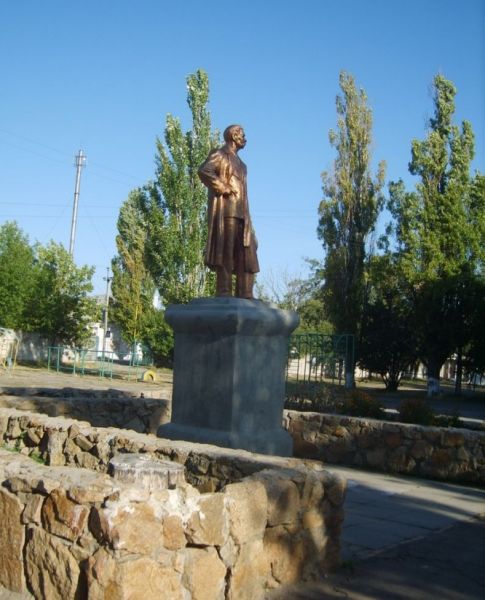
[{"x1": 206, "y1": 147, "x2": 226, "y2": 163}]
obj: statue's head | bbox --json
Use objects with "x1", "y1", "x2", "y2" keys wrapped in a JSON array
[{"x1": 223, "y1": 124, "x2": 246, "y2": 150}]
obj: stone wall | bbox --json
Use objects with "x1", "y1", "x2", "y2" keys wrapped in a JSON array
[
  {"x1": 3, "y1": 393, "x2": 484, "y2": 484},
  {"x1": 0, "y1": 408, "x2": 346, "y2": 599},
  {"x1": 0, "y1": 391, "x2": 171, "y2": 435},
  {"x1": 285, "y1": 410, "x2": 485, "y2": 484}
]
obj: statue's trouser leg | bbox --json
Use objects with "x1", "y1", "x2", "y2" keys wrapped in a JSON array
[
  {"x1": 234, "y1": 221, "x2": 254, "y2": 299},
  {"x1": 216, "y1": 218, "x2": 254, "y2": 298},
  {"x1": 216, "y1": 218, "x2": 238, "y2": 296},
  {"x1": 235, "y1": 272, "x2": 255, "y2": 299}
]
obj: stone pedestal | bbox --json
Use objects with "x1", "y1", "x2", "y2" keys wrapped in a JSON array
[{"x1": 157, "y1": 297, "x2": 299, "y2": 456}]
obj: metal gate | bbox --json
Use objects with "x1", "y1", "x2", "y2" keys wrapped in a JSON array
[{"x1": 286, "y1": 333, "x2": 354, "y2": 385}]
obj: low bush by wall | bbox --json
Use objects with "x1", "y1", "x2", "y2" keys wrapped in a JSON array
[
  {"x1": 285, "y1": 410, "x2": 485, "y2": 485},
  {"x1": 0, "y1": 408, "x2": 346, "y2": 600}
]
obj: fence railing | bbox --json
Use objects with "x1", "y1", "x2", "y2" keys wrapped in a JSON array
[
  {"x1": 286, "y1": 333, "x2": 354, "y2": 386},
  {"x1": 47, "y1": 347, "x2": 114, "y2": 379}
]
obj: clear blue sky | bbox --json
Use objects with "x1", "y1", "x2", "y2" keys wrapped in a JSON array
[{"x1": 1, "y1": 0, "x2": 483, "y2": 295}]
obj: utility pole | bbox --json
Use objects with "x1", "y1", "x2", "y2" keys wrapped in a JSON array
[
  {"x1": 102, "y1": 267, "x2": 112, "y2": 356},
  {"x1": 69, "y1": 149, "x2": 86, "y2": 257}
]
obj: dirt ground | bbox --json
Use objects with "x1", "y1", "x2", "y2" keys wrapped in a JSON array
[{"x1": 0, "y1": 363, "x2": 173, "y2": 399}]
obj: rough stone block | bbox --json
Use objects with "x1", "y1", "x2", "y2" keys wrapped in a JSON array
[
  {"x1": 186, "y1": 493, "x2": 228, "y2": 546},
  {"x1": 302, "y1": 507, "x2": 325, "y2": 530},
  {"x1": 25, "y1": 526, "x2": 80, "y2": 600},
  {"x1": 384, "y1": 431, "x2": 403, "y2": 448},
  {"x1": 96, "y1": 501, "x2": 163, "y2": 555},
  {"x1": 254, "y1": 474, "x2": 300, "y2": 526},
  {"x1": 67, "y1": 474, "x2": 117, "y2": 504},
  {"x1": 263, "y1": 525, "x2": 308, "y2": 586},
  {"x1": 182, "y1": 547, "x2": 226, "y2": 600},
  {"x1": 0, "y1": 414, "x2": 8, "y2": 437},
  {"x1": 74, "y1": 433, "x2": 93, "y2": 451},
  {"x1": 227, "y1": 539, "x2": 267, "y2": 600},
  {"x1": 325, "y1": 475, "x2": 347, "y2": 507},
  {"x1": 87, "y1": 550, "x2": 185, "y2": 600},
  {"x1": 42, "y1": 489, "x2": 89, "y2": 541},
  {"x1": 224, "y1": 480, "x2": 267, "y2": 545},
  {"x1": 410, "y1": 439, "x2": 433, "y2": 460},
  {"x1": 301, "y1": 474, "x2": 325, "y2": 508},
  {"x1": 163, "y1": 514, "x2": 186, "y2": 550},
  {"x1": 21, "y1": 493, "x2": 44, "y2": 525},
  {"x1": 75, "y1": 451, "x2": 100, "y2": 470},
  {"x1": 46, "y1": 429, "x2": 66, "y2": 466},
  {"x1": 443, "y1": 431, "x2": 465, "y2": 448},
  {"x1": 366, "y1": 447, "x2": 387, "y2": 468},
  {"x1": 0, "y1": 488, "x2": 26, "y2": 592}
]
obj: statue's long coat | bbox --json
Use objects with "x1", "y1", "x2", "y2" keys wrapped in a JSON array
[{"x1": 198, "y1": 146, "x2": 259, "y2": 273}]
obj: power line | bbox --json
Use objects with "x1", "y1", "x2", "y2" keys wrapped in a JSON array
[
  {"x1": 0, "y1": 127, "x2": 72, "y2": 157},
  {"x1": 0, "y1": 128, "x2": 142, "y2": 182}
]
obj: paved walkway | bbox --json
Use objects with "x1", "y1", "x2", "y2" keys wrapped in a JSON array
[{"x1": 269, "y1": 466, "x2": 485, "y2": 599}]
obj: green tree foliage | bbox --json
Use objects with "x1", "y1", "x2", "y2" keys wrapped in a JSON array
[
  {"x1": 414, "y1": 272, "x2": 485, "y2": 394},
  {"x1": 0, "y1": 222, "x2": 35, "y2": 329},
  {"x1": 387, "y1": 75, "x2": 484, "y2": 393},
  {"x1": 111, "y1": 189, "x2": 174, "y2": 366},
  {"x1": 359, "y1": 254, "x2": 417, "y2": 391},
  {"x1": 138, "y1": 308, "x2": 174, "y2": 368},
  {"x1": 465, "y1": 278, "x2": 485, "y2": 383},
  {"x1": 26, "y1": 242, "x2": 98, "y2": 347},
  {"x1": 318, "y1": 71, "x2": 385, "y2": 379},
  {"x1": 111, "y1": 189, "x2": 157, "y2": 344},
  {"x1": 144, "y1": 69, "x2": 219, "y2": 305},
  {"x1": 389, "y1": 75, "x2": 480, "y2": 280}
]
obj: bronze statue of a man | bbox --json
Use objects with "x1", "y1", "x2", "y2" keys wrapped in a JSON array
[{"x1": 198, "y1": 124, "x2": 259, "y2": 298}]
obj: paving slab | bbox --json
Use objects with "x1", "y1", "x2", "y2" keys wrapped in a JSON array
[
  {"x1": 267, "y1": 518, "x2": 485, "y2": 600},
  {"x1": 268, "y1": 466, "x2": 485, "y2": 599}
]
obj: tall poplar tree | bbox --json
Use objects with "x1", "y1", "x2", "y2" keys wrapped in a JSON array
[
  {"x1": 318, "y1": 71, "x2": 385, "y2": 384},
  {"x1": 388, "y1": 74, "x2": 484, "y2": 394},
  {"x1": 111, "y1": 69, "x2": 218, "y2": 364},
  {"x1": 111, "y1": 189, "x2": 156, "y2": 345},
  {"x1": 144, "y1": 69, "x2": 219, "y2": 305}
]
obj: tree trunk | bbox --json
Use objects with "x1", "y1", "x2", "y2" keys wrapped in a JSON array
[
  {"x1": 454, "y1": 348, "x2": 463, "y2": 396},
  {"x1": 426, "y1": 356, "x2": 442, "y2": 397},
  {"x1": 345, "y1": 370, "x2": 354, "y2": 389},
  {"x1": 385, "y1": 375, "x2": 400, "y2": 392}
]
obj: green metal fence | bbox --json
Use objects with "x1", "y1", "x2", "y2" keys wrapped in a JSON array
[
  {"x1": 286, "y1": 333, "x2": 354, "y2": 385},
  {"x1": 126, "y1": 342, "x2": 154, "y2": 381},
  {"x1": 47, "y1": 347, "x2": 114, "y2": 379}
]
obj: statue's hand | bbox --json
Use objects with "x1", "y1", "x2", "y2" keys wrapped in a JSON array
[{"x1": 223, "y1": 182, "x2": 238, "y2": 197}]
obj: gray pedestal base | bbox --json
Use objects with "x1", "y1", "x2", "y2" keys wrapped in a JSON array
[{"x1": 157, "y1": 297, "x2": 299, "y2": 456}]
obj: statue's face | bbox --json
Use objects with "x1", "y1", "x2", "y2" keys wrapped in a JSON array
[{"x1": 232, "y1": 127, "x2": 246, "y2": 150}]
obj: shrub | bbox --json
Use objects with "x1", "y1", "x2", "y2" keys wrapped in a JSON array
[
  {"x1": 285, "y1": 381, "x2": 337, "y2": 412},
  {"x1": 337, "y1": 390, "x2": 384, "y2": 419},
  {"x1": 399, "y1": 398, "x2": 435, "y2": 426},
  {"x1": 432, "y1": 413, "x2": 463, "y2": 428}
]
